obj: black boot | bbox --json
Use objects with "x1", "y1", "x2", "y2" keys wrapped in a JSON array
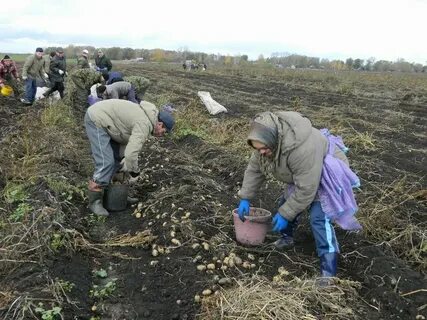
[{"x1": 88, "y1": 190, "x2": 109, "y2": 216}]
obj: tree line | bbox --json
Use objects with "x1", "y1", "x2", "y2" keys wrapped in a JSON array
[{"x1": 44, "y1": 45, "x2": 426, "y2": 73}]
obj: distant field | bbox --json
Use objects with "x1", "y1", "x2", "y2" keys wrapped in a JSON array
[{"x1": 1, "y1": 53, "x2": 77, "y2": 64}]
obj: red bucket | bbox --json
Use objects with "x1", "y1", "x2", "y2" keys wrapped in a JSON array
[{"x1": 233, "y1": 207, "x2": 272, "y2": 246}]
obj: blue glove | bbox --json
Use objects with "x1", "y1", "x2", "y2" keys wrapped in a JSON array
[
  {"x1": 237, "y1": 199, "x2": 250, "y2": 222},
  {"x1": 272, "y1": 213, "x2": 288, "y2": 233}
]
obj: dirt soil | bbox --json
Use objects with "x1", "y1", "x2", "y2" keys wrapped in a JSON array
[{"x1": 1, "y1": 63, "x2": 426, "y2": 320}]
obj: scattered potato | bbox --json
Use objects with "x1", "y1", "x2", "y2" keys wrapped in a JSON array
[
  {"x1": 197, "y1": 265, "x2": 207, "y2": 271},
  {"x1": 171, "y1": 238, "x2": 181, "y2": 246},
  {"x1": 202, "y1": 289, "x2": 212, "y2": 296},
  {"x1": 207, "y1": 263, "x2": 216, "y2": 270}
]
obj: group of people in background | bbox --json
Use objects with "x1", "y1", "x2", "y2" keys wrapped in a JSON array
[{"x1": 0, "y1": 47, "x2": 115, "y2": 106}]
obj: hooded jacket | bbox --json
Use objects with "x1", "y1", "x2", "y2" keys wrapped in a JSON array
[
  {"x1": 87, "y1": 99, "x2": 158, "y2": 172},
  {"x1": 238, "y1": 111, "x2": 347, "y2": 221}
]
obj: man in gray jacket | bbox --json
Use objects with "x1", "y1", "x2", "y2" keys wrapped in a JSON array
[
  {"x1": 21, "y1": 47, "x2": 49, "y2": 105},
  {"x1": 237, "y1": 111, "x2": 353, "y2": 283},
  {"x1": 84, "y1": 99, "x2": 175, "y2": 216},
  {"x1": 96, "y1": 81, "x2": 138, "y2": 103}
]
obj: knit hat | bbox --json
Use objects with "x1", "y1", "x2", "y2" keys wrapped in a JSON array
[
  {"x1": 158, "y1": 111, "x2": 175, "y2": 132},
  {"x1": 82, "y1": 49, "x2": 89, "y2": 54},
  {"x1": 35, "y1": 47, "x2": 44, "y2": 53},
  {"x1": 56, "y1": 47, "x2": 64, "y2": 53},
  {"x1": 3, "y1": 55, "x2": 11, "y2": 60}
]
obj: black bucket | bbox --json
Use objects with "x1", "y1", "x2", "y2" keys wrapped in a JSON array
[{"x1": 104, "y1": 184, "x2": 129, "y2": 211}]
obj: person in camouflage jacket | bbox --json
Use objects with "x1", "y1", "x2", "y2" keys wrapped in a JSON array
[
  {"x1": 77, "y1": 49, "x2": 90, "y2": 69},
  {"x1": 66, "y1": 68, "x2": 104, "y2": 110}
]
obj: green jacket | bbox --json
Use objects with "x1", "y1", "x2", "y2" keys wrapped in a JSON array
[
  {"x1": 77, "y1": 55, "x2": 89, "y2": 69},
  {"x1": 238, "y1": 111, "x2": 348, "y2": 221},
  {"x1": 95, "y1": 55, "x2": 112, "y2": 71},
  {"x1": 87, "y1": 100, "x2": 158, "y2": 172},
  {"x1": 22, "y1": 54, "x2": 46, "y2": 79}
]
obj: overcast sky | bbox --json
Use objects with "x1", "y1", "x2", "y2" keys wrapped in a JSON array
[{"x1": 1, "y1": 0, "x2": 426, "y2": 63}]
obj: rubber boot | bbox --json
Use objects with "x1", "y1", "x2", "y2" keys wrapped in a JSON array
[
  {"x1": 317, "y1": 253, "x2": 338, "y2": 287},
  {"x1": 88, "y1": 190, "x2": 109, "y2": 216},
  {"x1": 127, "y1": 196, "x2": 139, "y2": 205},
  {"x1": 273, "y1": 234, "x2": 294, "y2": 249},
  {"x1": 88, "y1": 180, "x2": 109, "y2": 216}
]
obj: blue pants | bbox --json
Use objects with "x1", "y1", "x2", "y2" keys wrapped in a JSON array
[
  {"x1": 280, "y1": 199, "x2": 339, "y2": 257},
  {"x1": 24, "y1": 78, "x2": 37, "y2": 103},
  {"x1": 310, "y1": 202, "x2": 339, "y2": 257},
  {"x1": 84, "y1": 112, "x2": 121, "y2": 186}
]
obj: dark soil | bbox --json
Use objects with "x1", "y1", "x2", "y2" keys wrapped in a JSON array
[{"x1": 1, "y1": 64, "x2": 426, "y2": 320}]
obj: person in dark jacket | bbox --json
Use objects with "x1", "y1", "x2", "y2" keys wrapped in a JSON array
[
  {"x1": 44, "y1": 47, "x2": 67, "y2": 99},
  {"x1": 95, "y1": 50, "x2": 112, "y2": 81}
]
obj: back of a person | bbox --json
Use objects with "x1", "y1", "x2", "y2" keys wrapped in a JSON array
[
  {"x1": 107, "y1": 81, "x2": 131, "y2": 96},
  {"x1": 88, "y1": 100, "x2": 142, "y2": 127}
]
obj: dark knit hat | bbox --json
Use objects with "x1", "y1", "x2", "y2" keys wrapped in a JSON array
[
  {"x1": 35, "y1": 47, "x2": 44, "y2": 53},
  {"x1": 158, "y1": 111, "x2": 175, "y2": 132},
  {"x1": 3, "y1": 55, "x2": 11, "y2": 60}
]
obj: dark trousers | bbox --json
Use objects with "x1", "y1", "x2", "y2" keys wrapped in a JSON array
[{"x1": 45, "y1": 81, "x2": 64, "y2": 99}]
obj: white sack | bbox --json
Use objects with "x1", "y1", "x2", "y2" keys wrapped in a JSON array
[{"x1": 197, "y1": 91, "x2": 227, "y2": 115}]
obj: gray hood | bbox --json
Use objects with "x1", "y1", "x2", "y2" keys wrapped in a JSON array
[{"x1": 247, "y1": 111, "x2": 313, "y2": 162}]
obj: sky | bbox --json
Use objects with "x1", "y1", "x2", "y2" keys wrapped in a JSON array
[{"x1": 1, "y1": 0, "x2": 426, "y2": 64}]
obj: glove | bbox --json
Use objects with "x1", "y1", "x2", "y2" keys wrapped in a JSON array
[
  {"x1": 22, "y1": 76, "x2": 28, "y2": 80},
  {"x1": 95, "y1": 67, "x2": 101, "y2": 71},
  {"x1": 58, "y1": 70, "x2": 64, "y2": 75},
  {"x1": 43, "y1": 73, "x2": 49, "y2": 79},
  {"x1": 237, "y1": 199, "x2": 250, "y2": 222},
  {"x1": 119, "y1": 158, "x2": 129, "y2": 172},
  {"x1": 128, "y1": 172, "x2": 140, "y2": 184},
  {"x1": 272, "y1": 213, "x2": 288, "y2": 233}
]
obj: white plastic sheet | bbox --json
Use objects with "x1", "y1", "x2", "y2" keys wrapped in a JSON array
[
  {"x1": 35, "y1": 87, "x2": 60, "y2": 101},
  {"x1": 197, "y1": 91, "x2": 227, "y2": 115}
]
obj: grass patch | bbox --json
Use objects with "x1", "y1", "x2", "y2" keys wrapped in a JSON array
[
  {"x1": 175, "y1": 100, "x2": 251, "y2": 156},
  {"x1": 358, "y1": 177, "x2": 427, "y2": 270}
]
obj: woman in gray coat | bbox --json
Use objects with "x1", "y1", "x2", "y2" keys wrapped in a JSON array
[{"x1": 237, "y1": 111, "x2": 360, "y2": 282}]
